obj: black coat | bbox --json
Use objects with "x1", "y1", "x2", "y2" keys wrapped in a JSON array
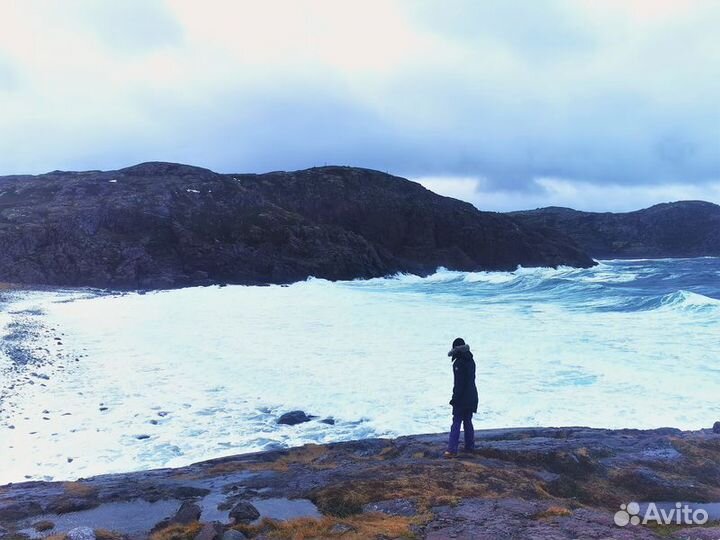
[{"x1": 449, "y1": 345, "x2": 478, "y2": 414}]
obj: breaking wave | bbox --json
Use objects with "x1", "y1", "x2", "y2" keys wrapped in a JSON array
[
  {"x1": 1, "y1": 256, "x2": 719, "y2": 483},
  {"x1": 341, "y1": 258, "x2": 720, "y2": 317},
  {"x1": 657, "y1": 290, "x2": 720, "y2": 313}
]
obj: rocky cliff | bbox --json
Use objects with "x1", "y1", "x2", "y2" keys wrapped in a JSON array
[
  {"x1": 511, "y1": 201, "x2": 720, "y2": 259},
  {"x1": 0, "y1": 163, "x2": 593, "y2": 289},
  {"x1": 2, "y1": 427, "x2": 720, "y2": 539}
]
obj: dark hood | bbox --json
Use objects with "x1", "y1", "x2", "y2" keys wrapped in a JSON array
[{"x1": 448, "y1": 343, "x2": 471, "y2": 359}]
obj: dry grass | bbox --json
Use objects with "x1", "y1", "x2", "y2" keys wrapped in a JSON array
[
  {"x1": 205, "y1": 440, "x2": 407, "y2": 478},
  {"x1": 245, "y1": 444, "x2": 330, "y2": 473},
  {"x1": 62, "y1": 481, "x2": 97, "y2": 497},
  {"x1": 150, "y1": 523, "x2": 203, "y2": 540},
  {"x1": 233, "y1": 513, "x2": 423, "y2": 539},
  {"x1": 534, "y1": 505, "x2": 572, "y2": 520},
  {"x1": 204, "y1": 444, "x2": 331, "y2": 476},
  {"x1": 310, "y1": 459, "x2": 546, "y2": 517},
  {"x1": 203, "y1": 460, "x2": 249, "y2": 477},
  {"x1": 669, "y1": 438, "x2": 720, "y2": 484},
  {"x1": 377, "y1": 446, "x2": 400, "y2": 460},
  {"x1": 95, "y1": 529, "x2": 127, "y2": 540}
]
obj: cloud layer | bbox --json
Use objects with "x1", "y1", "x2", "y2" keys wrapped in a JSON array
[{"x1": 1, "y1": 0, "x2": 719, "y2": 210}]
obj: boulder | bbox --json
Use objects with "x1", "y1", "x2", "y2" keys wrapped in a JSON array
[
  {"x1": 33, "y1": 520, "x2": 55, "y2": 532},
  {"x1": 713, "y1": 421, "x2": 720, "y2": 434},
  {"x1": 329, "y1": 523, "x2": 355, "y2": 535},
  {"x1": 229, "y1": 501, "x2": 260, "y2": 524},
  {"x1": 277, "y1": 411, "x2": 314, "y2": 426},
  {"x1": 194, "y1": 522, "x2": 223, "y2": 540},
  {"x1": 172, "y1": 501, "x2": 202, "y2": 524}
]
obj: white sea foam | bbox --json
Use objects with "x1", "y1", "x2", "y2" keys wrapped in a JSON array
[{"x1": 0, "y1": 258, "x2": 718, "y2": 484}]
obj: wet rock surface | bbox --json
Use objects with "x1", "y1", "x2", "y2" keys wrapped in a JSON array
[
  {"x1": 2, "y1": 427, "x2": 720, "y2": 538},
  {"x1": 194, "y1": 522, "x2": 223, "y2": 540},
  {"x1": 276, "y1": 411, "x2": 314, "y2": 426},
  {"x1": 221, "y1": 531, "x2": 248, "y2": 540},
  {"x1": 424, "y1": 499, "x2": 659, "y2": 540},
  {"x1": 0, "y1": 162, "x2": 594, "y2": 290}
]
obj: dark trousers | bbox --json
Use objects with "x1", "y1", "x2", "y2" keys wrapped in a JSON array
[{"x1": 448, "y1": 409, "x2": 474, "y2": 453}]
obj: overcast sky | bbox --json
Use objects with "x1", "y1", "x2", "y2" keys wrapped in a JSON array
[{"x1": 1, "y1": 0, "x2": 719, "y2": 211}]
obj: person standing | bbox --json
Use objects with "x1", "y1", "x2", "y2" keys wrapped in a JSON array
[{"x1": 445, "y1": 337, "x2": 478, "y2": 457}]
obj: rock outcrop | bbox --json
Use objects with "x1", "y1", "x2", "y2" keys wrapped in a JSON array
[
  {"x1": 0, "y1": 162, "x2": 594, "y2": 289},
  {"x1": 1, "y1": 427, "x2": 720, "y2": 539},
  {"x1": 276, "y1": 411, "x2": 314, "y2": 426},
  {"x1": 511, "y1": 201, "x2": 720, "y2": 259}
]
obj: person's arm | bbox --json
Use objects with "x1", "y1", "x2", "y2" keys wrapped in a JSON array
[
  {"x1": 450, "y1": 361, "x2": 467, "y2": 405},
  {"x1": 465, "y1": 361, "x2": 476, "y2": 396}
]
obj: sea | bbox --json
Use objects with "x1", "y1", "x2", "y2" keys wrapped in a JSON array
[{"x1": 1, "y1": 257, "x2": 718, "y2": 484}]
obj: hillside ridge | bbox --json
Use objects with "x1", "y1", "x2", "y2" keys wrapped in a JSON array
[
  {"x1": 0, "y1": 163, "x2": 594, "y2": 289},
  {"x1": 511, "y1": 200, "x2": 720, "y2": 259}
]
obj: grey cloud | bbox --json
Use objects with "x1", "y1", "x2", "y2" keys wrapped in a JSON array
[
  {"x1": 127, "y1": 85, "x2": 404, "y2": 174},
  {"x1": 406, "y1": 0, "x2": 597, "y2": 61},
  {"x1": 1, "y1": 0, "x2": 720, "y2": 212},
  {"x1": 48, "y1": 0, "x2": 183, "y2": 54}
]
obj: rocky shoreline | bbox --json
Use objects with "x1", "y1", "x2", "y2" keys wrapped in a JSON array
[
  {"x1": 3, "y1": 426, "x2": 720, "y2": 539},
  {"x1": 0, "y1": 288, "x2": 104, "y2": 435}
]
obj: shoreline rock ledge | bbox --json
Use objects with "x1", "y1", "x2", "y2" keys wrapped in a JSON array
[{"x1": 2, "y1": 426, "x2": 720, "y2": 539}]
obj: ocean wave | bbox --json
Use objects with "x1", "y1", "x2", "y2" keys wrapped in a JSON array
[
  {"x1": 574, "y1": 271, "x2": 639, "y2": 284},
  {"x1": 349, "y1": 265, "x2": 590, "y2": 287},
  {"x1": 657, "y1": 290, "x2": 720, "y2": 313},
  {"x1": 598, "y1": 256, "x2": 720, "y2": 263},
  {"x1": 307, "y1": 263, "x2": 719, "y2": 317},
  {"x1": 378, "y1": 265, "x2": 635, "y2": 293},
  {"x1": 609, "y1": 290, "x2": 720, "y2": 314}
]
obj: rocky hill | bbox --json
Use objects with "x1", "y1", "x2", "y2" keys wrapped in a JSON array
[
  {"x1": 0, "y1": 163, "x2": 593, "y2": 289},
  {"x1": 2, "y1": 427, "x2": 720, "y2": 539},
  {"x1": 511, "y1": 201, "x2": 720, "y2": 259}
]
